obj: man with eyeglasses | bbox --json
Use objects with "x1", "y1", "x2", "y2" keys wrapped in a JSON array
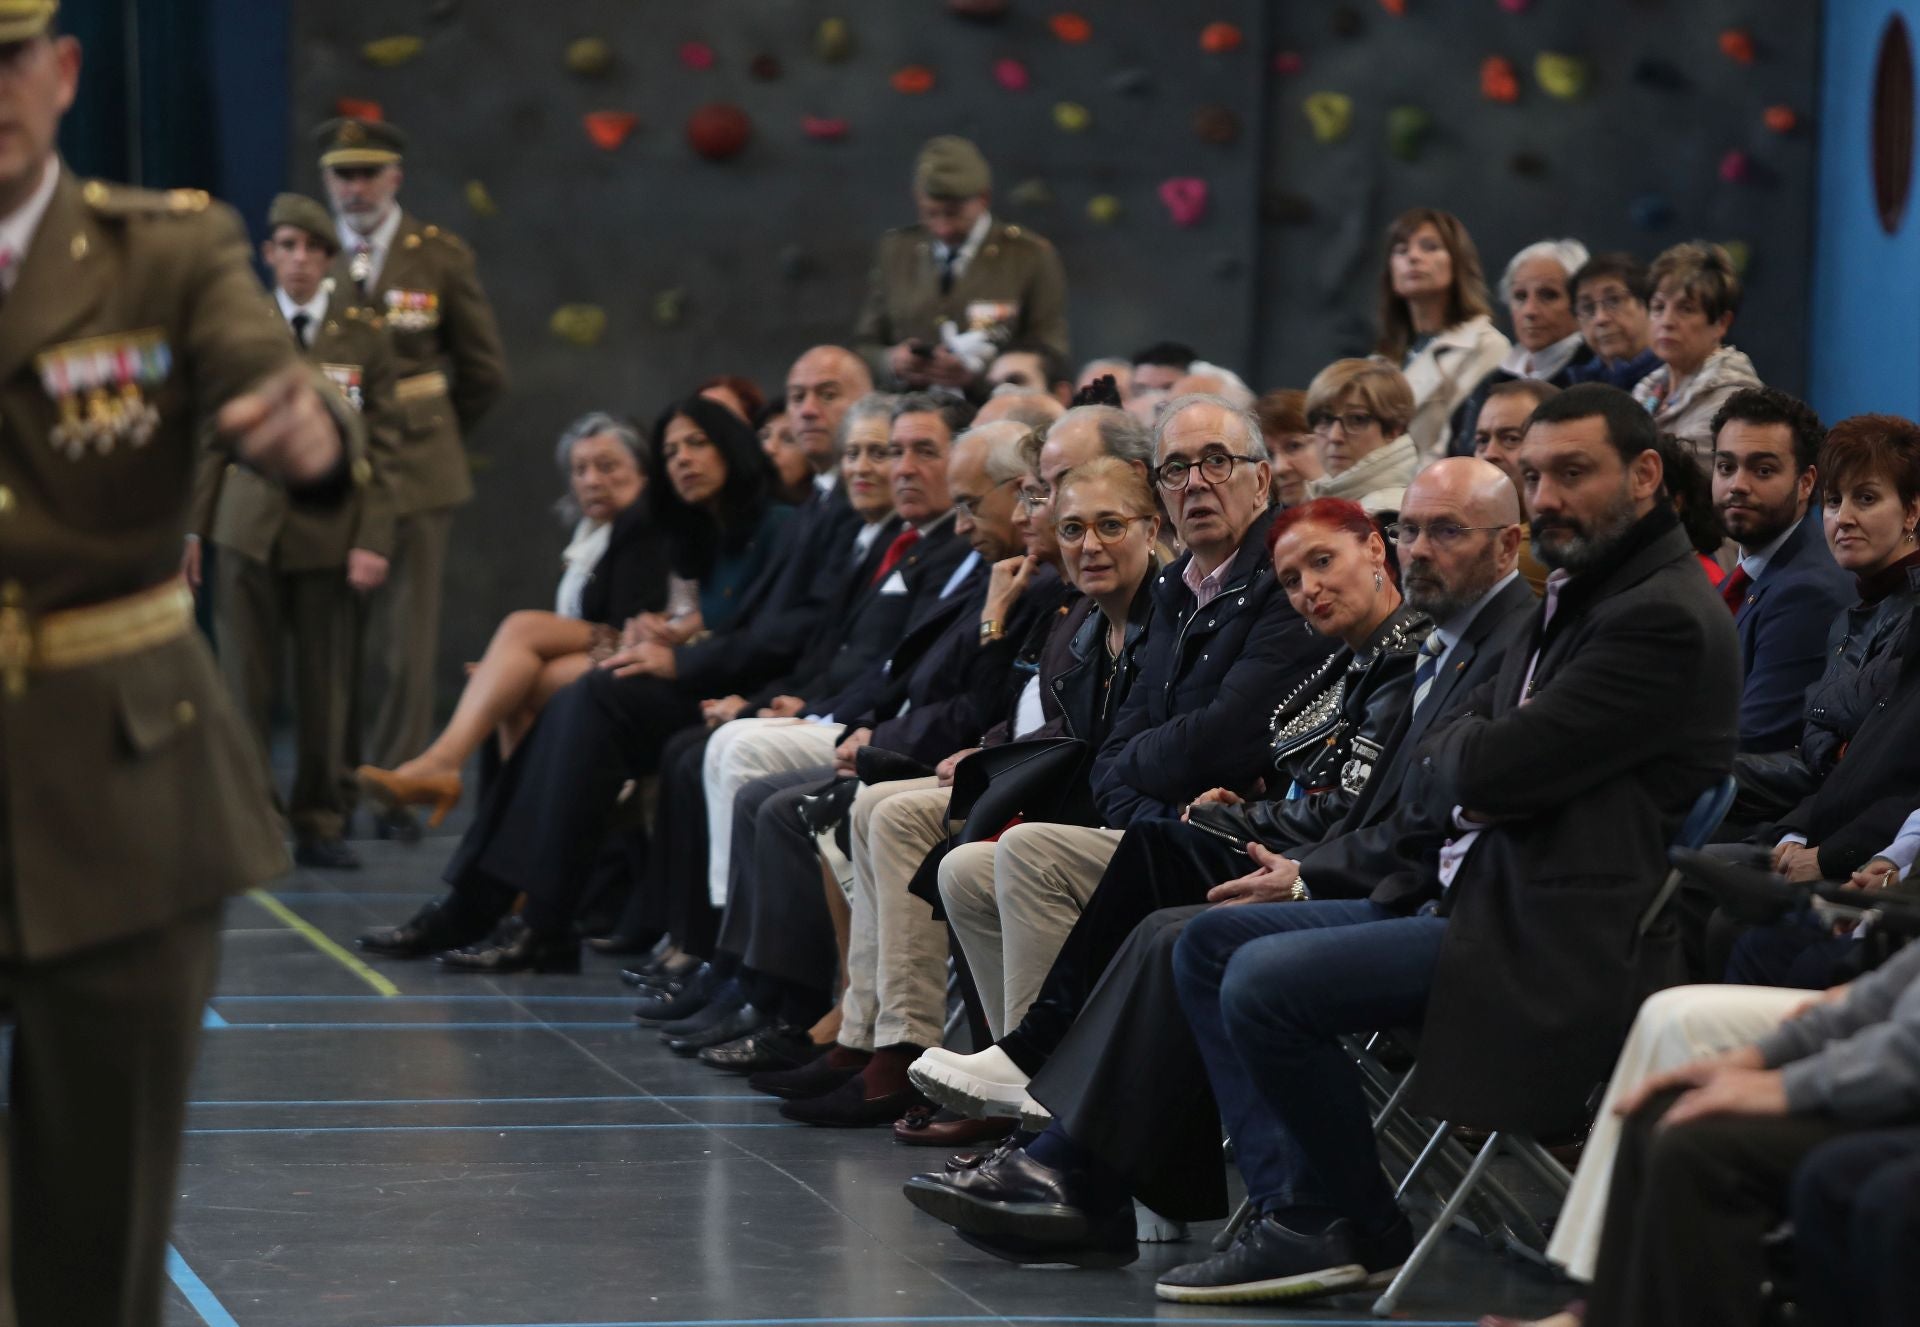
[
  {"x1": 1565, "y1": 252, "x2": 1660, "y2": 393},
  {"x1": 1473, "y1": 377, "x2": 1560, "y2": 593}
]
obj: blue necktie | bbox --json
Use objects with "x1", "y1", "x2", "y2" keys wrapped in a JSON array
[{"x1": 1412, "y1": 634, "x2": 1445, "y2": 714}]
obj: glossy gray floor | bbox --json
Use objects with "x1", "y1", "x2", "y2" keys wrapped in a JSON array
[{"x1": 162, "y1": 830, "x2": 1573, "y2": 1327}]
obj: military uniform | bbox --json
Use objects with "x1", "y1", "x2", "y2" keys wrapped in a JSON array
[
  {"x1": 190, "y1": 196, "x2": 402, "y2": 852},
  {"x1": 853, "y1": 137, "x2": 1070, "y2": 389},
  {"x1": 0, "y1": 135, "x2": 364, "y2": 1325},
  {"x1": 317, "y1": 117, "x2": 508, "y2": 769}
]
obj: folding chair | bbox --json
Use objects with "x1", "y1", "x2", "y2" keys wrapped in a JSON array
[{"x1": 1369, "y1": 774, "x2": 1740, "y2": 1316}]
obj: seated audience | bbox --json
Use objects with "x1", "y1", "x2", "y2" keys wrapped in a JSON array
[
  {"x1": 1709, "y1": 388, "x2": 1855, "y2": 753},
  {"x1": 1127, "y1": 340, "x2": 1195, "y2": 396},
  {"x1": 1255, "y1": 389, "x2": 1322, "y2": 506},
  {"x1": 988, "y1": 345, "x2": 1073, "y2": 405},
  {"x1": 1565, "y1": 251, "x2": 1660, "y2": 392},
  {"x1": 358, "y1": 413, "x2": 664, "y2": 822},
  {"x1": 1171, "y1": 362, "x2": 1256, "y2": 411},
  {"x1": 1303, "y1": 359, "x2": 1419, "y2": 514},
  {"x1": 1449, "y1": 237, "x2": 1593, "y2": 451},
  {"x1": 1656, "y1": 431, "x2": 1730, "y2": 586},
  {"x1": 1376, "y1": 207, "x2": 1509, "y2": 460},
  {"x1": 697, "y1": 373, "x2": 764, "y2": 422},
  {"x1": 1470, "y1": 378, "x2": 1556, "y2": 593},
  {"x1": 1632, "y1": 241, "x2": 1762, "y2": 465},
  {"x1": 1075, "y1": 356, "x2": 1133, "y2": 401},
  {"x1": 757, "y1": 399, "x2": 815, "y2": 505}
]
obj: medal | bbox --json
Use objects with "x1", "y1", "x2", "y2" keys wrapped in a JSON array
[{"x1": 37, "y1": 329, "x2": 172, "y2": 459}]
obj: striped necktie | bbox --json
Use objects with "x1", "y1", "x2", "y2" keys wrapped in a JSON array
[{"x1": 1411, "y1": 633, "x2": 1445, "y2": 714}]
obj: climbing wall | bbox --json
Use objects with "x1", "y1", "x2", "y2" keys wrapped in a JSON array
[{"x1": 289, "y1": 0, "x2": 1821, "y2": 693}]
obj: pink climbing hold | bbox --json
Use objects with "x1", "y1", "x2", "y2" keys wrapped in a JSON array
[
  {"x1": 802, "y1": 115, "x2": 850, "y2": 141},
  {"x1": 679, "y1": 41, "x2": 715, "y2": 70},
  {"x1": 1719, "y1": 149, "x2": 1752, "y2": 183},
  {"x1": 1158, "y1": 177, "x2": 1210, "y2": 227},
  {"x1": 1272, "y1": 50, "x2": 1305, "y2": 75},
  {"x1": 993, "y1": 57, "x2": 1030, "y2": 91},
  {"x1": 1498, "y1": 0, "x2": 1531, "y2": 11}
]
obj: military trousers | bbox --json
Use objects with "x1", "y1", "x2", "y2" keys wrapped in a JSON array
[
  {"x1": 214, "y1": 548, "x2": 359, "y2": 840},
  {"x1": 0, "y1": 904, "x2": 223, "y2": 1327},
  {"x1": 368, "y1": 506, "x2": 455, "y2": 769}
]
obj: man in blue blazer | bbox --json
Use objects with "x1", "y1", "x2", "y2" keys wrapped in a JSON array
[{"x1": 1710, "y1": 388, "x2": 1855, "y2": 754}]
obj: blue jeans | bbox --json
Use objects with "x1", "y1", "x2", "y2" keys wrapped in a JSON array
[{"x1": 1172, "y1": 899, "x2": 1446, "y2": 1224}]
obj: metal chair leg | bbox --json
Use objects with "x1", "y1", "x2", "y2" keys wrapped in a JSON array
[
  {"x1": 1395, "y1": 1120, "x2": 1456, "y2": 1201},
  {"x1": 1213, "y1": 1195, "x2": 1254, "y2": 1252},
  {"x1": 1373, "y1": 1131, "x2": 1503, "y2": 1318}
]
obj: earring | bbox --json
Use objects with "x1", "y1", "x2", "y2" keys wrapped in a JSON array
[
  {"x1": 1373, "y1": 570, "x2": 1385, "y2": 590},
  {"x1": 1908, "y1": 529, "x2": 1917, "y2": 544}
]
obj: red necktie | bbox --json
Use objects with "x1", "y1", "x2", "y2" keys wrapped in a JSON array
[
  {"x1": 871, "y1": 528, "x2": 920, "y2": 585},
  {"x1": 1720, "y1": 565, "x2": 1752, "y2": 615}
]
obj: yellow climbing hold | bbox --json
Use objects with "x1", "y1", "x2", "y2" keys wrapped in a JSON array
[
  {"x1": 464, "y1": 180, "x2": 498, "y2": 218},
  {"x1": 549, "y1": 304, "x2": 608, "y2": 346},
  {"x1": 363, "y1": 35, "x2": 424, "y2": 67},
  {"x1": 1535, "y1": 52, "x2": 1588, "y2": 100},
  {"x1": 1053, "y1": 101, "x2": 1092, "y2": 133},
  {"x1": 1305, "y1": 91, "x2": 1353, "y2": 144},
  {"x1": 1086, "y1": 194, "x2": 1123, "y2": 224}
]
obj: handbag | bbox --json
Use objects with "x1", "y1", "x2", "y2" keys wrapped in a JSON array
[{"x1": 946, "y1": 737, "x2": 1096, "y2": 844}]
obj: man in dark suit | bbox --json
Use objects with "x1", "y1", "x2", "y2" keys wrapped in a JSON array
[{"x1": 1709, "y1": 387, "x2": 1854, "y2": 753}]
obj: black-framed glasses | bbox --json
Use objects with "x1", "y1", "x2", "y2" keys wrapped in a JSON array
[
  {"x1": 953, "y1": 476, "x2": 1019, "y2": 518},
  {"x1": 1384, "y1": 519, "x2": 1516, "y2": 547},
  {"x1": 1056, "y1": 514, "x2": 1155, "y2": 546},
  {"x1": 1574, "y1": 292, "x2": 1635, "y2": 319},
  {"x1": 1154, "y1": 452, "x2": 1261, "y2": 491},
  {"x1": 1308, "y1": 410, "x2": 1380, "y2": 436}
]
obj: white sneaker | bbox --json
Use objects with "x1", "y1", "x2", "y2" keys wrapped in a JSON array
[
  {"x1": 1135, "y1": 1200, "x2": 1190, "y2": 1243},
  {"x1": 908, "y1": 1044, "x2": 1052, "y2": 1128}
]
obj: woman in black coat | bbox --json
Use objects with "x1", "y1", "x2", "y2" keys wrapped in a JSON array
[{"x1": 357, "y1": 411, "x2": 667, "y2": 823}]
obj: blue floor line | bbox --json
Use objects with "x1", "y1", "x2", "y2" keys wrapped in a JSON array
[
  {"x1": 201, "y1": 1006, "x2": 229, "y2": 1028},
  {"x1": 165, "y1": 1245, "x2": 241, "y2": 1327},
  {"x1": 381, "y1": 1317, "x2": 1475, "y2": 1327},
  {"x1": 189, "y1": 1095, "x2": 762, "y2": 1107},
  {"x1": 186, "y1": 1121, "x2": 796, "y2": 1135},
  {"x1": 205, "y1": 1021, "x2": 634, "y2": 1031},
  {"x1": 212, "y1": 993, "x2": 637, "y2": 1003}
]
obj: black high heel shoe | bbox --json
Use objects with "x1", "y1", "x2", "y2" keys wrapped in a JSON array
[{"x1": 435, "y1": 916, "x2": 581, "y2": 974}]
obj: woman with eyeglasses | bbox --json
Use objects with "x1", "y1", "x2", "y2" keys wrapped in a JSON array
[
  {"x1": 1376, "y1": 207, "x2": 1510, "y2": 460},
  {"x1": 1255, "y1": 389, "x2": 1325, "y2": 507},
  {"x1": 1631, "y1": 241, "x2": 1762, "y2": 467},
  {"x1": 1185, "y1": 496, "x2": 1430, "y2": 856},
  {"x1": 1302, "y1": 359, "x2": 1420, "y2": 516}
]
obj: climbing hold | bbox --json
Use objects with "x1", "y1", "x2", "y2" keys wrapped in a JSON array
[
  {"x1": 1211, "y1": 253, "x2": 1243, "y2": 279},
  {"x1": 653, "y1": 289, "x2": 687, "y2": 328},
  {"x1": 1631, "y1": 57, "x2": 1689, "y2": 92},
  {"x1": 426, "y1": 0, "x2": 459, "y2": 21},
  {"x1": 1010, "y1": 178, "x2": 1054, "y2": 208},
  {"x1": 948, "y1": 0, "x2": 1011, "y2": 18},
  {"x1": 815, "y1": 18, "x2": 853, "y2": 63},
  {"x1": 1378, "y1": 0, "x2": 1407, "y2": 15},
  {"x1": 1508, "y1": 151, "x2": 1549, "y2": 178},
  {"x1": 1200, "y1": 22, "x2": 1244, "y2": 54},
  {"x1": 1535, "y1": 52, "x2": 1588, "y2": 100},
  {"x1": 1387, "y1": 106, "x2": 1429, "y2": 161},
  {"x1": 1721, "y1": 240, "x2": 1752, "y2": 277},
  {"x1": 891, "y1": 65, "x2": 936, "y2": 94},
  {"x1": 1480, "y1": 55, "x2": 1520, "y2": 103},
  {"x1": 749, "y1": 54, "x2": 783, "y2": 81},
  {"x1": 1086, "y1": 194, "x2": 1123, "y2": 224},
  {"x1": 802, "y1": 115, "x2": 851, "y2": 141},
  {"x1": 1158, "y1": 177, "x2": 1209, "y2": 228},
  {"x1": 549, "y1": 305, "x2": 607, "y2": 347},
  {"x1": 994, "y1": 58, "x2": 1030, "y2": 91},
  {"x1": 1053, "y1": 101, "x2": 1092, "y2": 132},
  {"x1": 362, "y1": 35, "x2": 424, "y2": 67},
  {"x1": 1049, "y1": 13, "x2": 1092, "y2": 43},
  {"x1": 583, "y1": 111, "x2": 640, "y2": 150},
  {"x1": 1107, "y1": 67, "x2": 1152, "y2": 96},
  {"x1": 1262, "y1": 191, "x2": 1315, "y2": 225},
  {"x1": 1629, "y1": 194, "x2": 1674, "y2": 230},
  {"x1": 1330, "y1": 5, "x2": 1364, "y2": 38},
  {"x1": 1764, "y1": 105, "x2": 1798, "y2": 134},
  {"x1": 566, "y1": 37, "x2": 614, "y2": 77},
  {"x1": 1718, "y1": 149, "x2": 1752, "y2": 184},
  {"x1": 1273, "y1": 50, "x2": 1305, "y2": 75},
  {"x1": 1498, "y1": 0, "x2": 1532, "y2": 11},
  {"x1": 1719, "y1": 28, "x2": 1755, "y2": 65},
  {"x1": 687, "y1": 104, "x2": 752, "y2": 160},
  {"x1": 1192, "y1": 105, "x2": 1241, "y2": 146},
  {"x1": 777, "y1": 245, "x2": 816, "y2": 280},
  {"x1": 1305, "y1": 91, "x2": 1354, "y2": 144},
  {"x1": 463, "y1": 180, "x2": 498, "y2": 217},
  {"x1": 335, "y1": 97, "x2": 383, "y2": 121},
  {"x1": 680, "y1": 41, "x2": 715, "y2": 71}
]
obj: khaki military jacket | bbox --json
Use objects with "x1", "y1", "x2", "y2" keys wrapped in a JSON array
[
  {"x1": 190, "y1": 286, "x2": 400, "y2": 570},
  {"x1": 0, "y1": 166, "x2": 369, "y2": 960},
  {"x1": 328, "y1": 211, "x2": 506, "y2": 515},
  {"x1": 853, "y1": 218, "x2": 1070, "y2": 387}
]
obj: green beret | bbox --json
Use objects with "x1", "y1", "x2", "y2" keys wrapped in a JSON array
[
  {"x1": 914, "y1": 135, "x2": 991, "y2": 200},
  {"x1": 0, "y1": 0, "x2": 55, "y2": 44},
  {"x1": 314, "y1": 117, "x2": 407, "y2": 169},
  {"x1": 267, "y1": 193, "x2": 339, "y2": 252}
]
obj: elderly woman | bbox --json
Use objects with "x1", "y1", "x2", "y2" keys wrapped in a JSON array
[
  {"x1": 358, "y1": 412, "x2": 664, "y2": 822},
  {"x1": 1632, "y1": 242, "x2": 1763, "y2": 465},
  {"x1": 1303, "y1": 359, "x2": 1420, "y2": 515},
  {"x1": 1448, "y1": 237, "x2": 1594, "y2": 454},
  {"x1": 1256, "y1": 389, "x2": 1323, "y2": 507},
  {"x1": 1375, "y1": 207, "x2": 1510, "y2": 460},
  {"x1": 1566, "y1": 252, "x2": 1661, "y2": 392}
]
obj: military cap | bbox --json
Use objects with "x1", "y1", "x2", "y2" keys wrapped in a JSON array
[
  {"x1": 314, "y1": 117, "x2": 407, "y2": 169},
  {"x1": 914, "y1": 135, "x2": 991, "y2": 200},
  {"x1": 0, "y1": 0, "x2": 56, "y2": 44},
  {"x1": 267, "y1": 193, "x2": 339, "y2": 252}
]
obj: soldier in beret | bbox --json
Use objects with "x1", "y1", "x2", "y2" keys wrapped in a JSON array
[
  {"x1": 0, "y1": 7, "x2": 363, "y2": 1323},
  {"x1": 854, "y1": 135, "x2": 1071, "y2": 396},
  {"x1": 187, "y1": 193, "x2": 403, "y2": 872},
  {"x1": 315, "y1": 116, "x2": 508, "y2": 837}
]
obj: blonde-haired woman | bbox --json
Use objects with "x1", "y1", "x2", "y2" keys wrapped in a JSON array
[
  {"x1": 1303, "y1": 359, "x2": 1420, "y2": 515},
  {"x1": 1632, "y1": 241, "x2": 1762, "y2": 466}
]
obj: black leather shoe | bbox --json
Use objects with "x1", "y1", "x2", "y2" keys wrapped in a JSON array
[
  {"x1": 656, "y1": 979, "x2": 745, "y2": 1037},
  {"x1": 901, "y1": 1145, "x2": 1130, "y2": 1256},
  {"x1": 747, "y1": 1048, "x2": 863, "y2": 1099},
  {"x1": 357, "y1": 897, "x2": 494, "y2": 959},
  {"x1": 373, "y1": 805, "x2": 423, "y2": 844},
  {"x1": 666, "y1": 1003, "x2": 771, "y2": 1055},
  {"x1": 633, "y1": 963, "x2": 721, "y2": 1023},
  {"x1": 698, "y1": 1022, "x2": 815, "y2": 1073},
  {"x1": 605, "y1": 935, "x2": 674, "y2": 971},
  {"x1": 779, "y1": 1074, "x2": 930, "y2": 1128},
  {"x1": 1153, "y1": 1210, "x2": 1408, "y2": 1303},
  {"x1": 294, "y1": 836, "x2": 362, "y2": 871},
  {"x1": 435, "y1": 915, "x2": 582, "y2": 974}
]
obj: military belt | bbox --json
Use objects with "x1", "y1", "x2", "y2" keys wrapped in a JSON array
[
  {"x1": 395, "y1": 370, "x2": 449, "y2": 402},
  {"x1": 0, "y1": 577, "x2": 195, "y2": 697}
]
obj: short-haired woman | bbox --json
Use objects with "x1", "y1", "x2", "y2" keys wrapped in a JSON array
[
  {"x1": 1448, "y1": 237, "x2": 1593, "y2": 454},
  {"x1": 1632, "y1": 242, "x2": 1762, "y2": 466},
  {"x1": 1303, "y1": 359, "x2": 1420, "y2": 514},
  {"x1": 1255, "y1": 389, "x2": 1323, "y2": 507}
]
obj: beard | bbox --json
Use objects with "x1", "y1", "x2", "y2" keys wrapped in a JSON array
[
  {"x1": 1718, "y1": 493, "x2": 1798, "y2": 552},
  {"x1": 1531, "y1": 481, "x2": 1641, "y2": 573},
  {"x1": 1403, "y1": 540, "x2": 1502, "y2": 622}
]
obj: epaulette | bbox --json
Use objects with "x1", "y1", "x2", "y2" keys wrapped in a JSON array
[
  {"x1": 80, "y1": 181, "x2": 212, "y2": 217},
  {"x1": 401, "y1": 222, "x2": 469, "y2": 254}
]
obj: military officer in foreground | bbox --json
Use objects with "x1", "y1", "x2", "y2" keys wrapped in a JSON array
[
  {"x1": 316, "y1": 115, "x2": 507, "y2": 837},
  {"x1": 187, "y1": 193, "x2": 402, "y2": 872},
  {"x1": 0, "y1": 7, "x2": 360, "y2": 1323},
  {"x1": 853, "y1": 135, "x2": 1071, "y2": 396}
]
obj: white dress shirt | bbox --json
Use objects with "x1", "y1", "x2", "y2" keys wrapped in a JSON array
[
  {"x1": 931, "y1": 211, "x2": 994, "y2": 284},
  {"x1": 0, "y1": 155, "x2": 61, "y2": 294},
  {"x1": 275, "y1": 283, "x2": 332, "y2": 347},
  {"x1": 336, "y1": 205, "x2": 403, "y2": 291}
]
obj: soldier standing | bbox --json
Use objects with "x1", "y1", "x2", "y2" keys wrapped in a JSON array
[
  {"x1": 853, "y1": 135, "x2": 1070, "y2": 396},
  {"x1": 186, "y1": 193, "x2": 402, "y2": 870},
  {"x1": 315, "y1": 116, "x2": 507, "y2": 837},
  {"x1": 0, "y1": 7, "x2": 360, "y2": 1323}
]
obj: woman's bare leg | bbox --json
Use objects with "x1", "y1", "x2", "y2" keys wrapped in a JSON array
[
  {"x1": 393, "y1": 610, "x2": 596, "y2": 778},
  {"x1": 807, "y1": 859, "x2": 852, "y2": 1046},
  {"x1": 496, "y1": 652, "x2": 597, "y2": 761}
]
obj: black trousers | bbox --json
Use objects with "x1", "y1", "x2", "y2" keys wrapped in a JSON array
[
  {"x1": 1790, "y1": 1124, "x2": 1920, "y2": 1327},
  {"x1": 712, "y1": 766, "x2": 841, "y2": 992},
  {"x1": 998, "y1": 817, "x2": 1240, "y2": 1073},
  {"x1": 1586, "y1": 1088, "x2": 1853, "y2": 1327},
  {"x1": 442, "y1": 667, "x2": 701, "y2": 934},
  {"x1": 611, "y1": 724, "x2": 721, "y2": 957}
]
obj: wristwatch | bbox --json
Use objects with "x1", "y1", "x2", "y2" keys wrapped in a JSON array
[{"x1": 979, "y1": 619, "x2": 1005, "y2": 644}]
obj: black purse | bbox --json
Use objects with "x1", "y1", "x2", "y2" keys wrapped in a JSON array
[{"x1": 946, "y1": 737, "x2": 1096, "y2": 844}]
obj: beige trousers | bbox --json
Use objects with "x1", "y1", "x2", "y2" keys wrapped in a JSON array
[
  {"x1": 840, "y1": 777, "x2": 952, "y2": 1052},
  {"x1": 939, "y1": 823, "x2": 1125, "y2": 1040},
  {"x1": 702, "y1": 718, "x2": 841, "y2": 906},
  {"x1": 1547, "y1": 982, "x2": 1807, "y2": 1281},
  {"x1": 367, "y1": 507, "x2": 455, "y2": 768}
]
